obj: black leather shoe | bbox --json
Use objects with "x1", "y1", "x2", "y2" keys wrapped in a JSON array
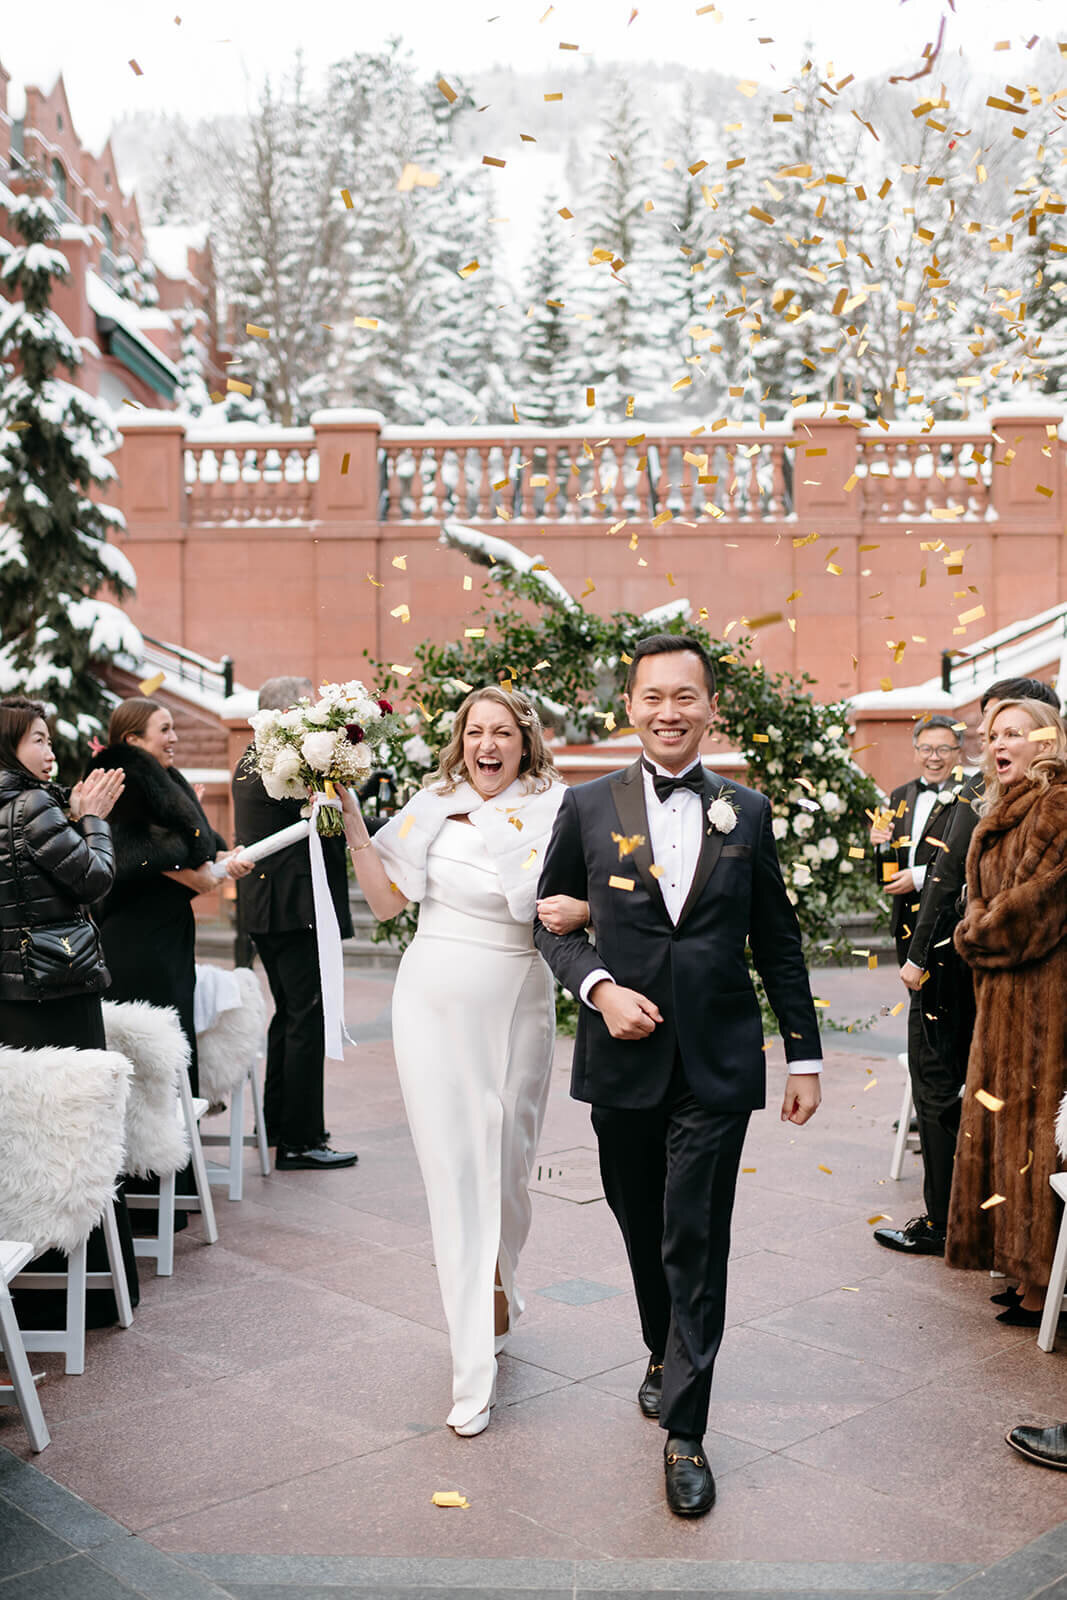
[
  {"x1": 664, "y1": 1436, "x2": 715, "y2": 1517},
  {"x1": 1006, "y1": 1422, "x2": 1067, "y2": 1470},
  {"x1": 996, "y1": 1303, "x2": 1043, "y2": 1327},
  {"x1": 991, "y1": 1285, "x2": 1021, "y2": 1307},
  {"x1": 873, "y1": 1215, "x2": 945, "y2": 1255},
  {"x1": 638, "y1": 1359, "x2": 663, "y2": 1418},
  {"x1": 275, "y1": 1144, "x2": 358, "y2": 1170}
]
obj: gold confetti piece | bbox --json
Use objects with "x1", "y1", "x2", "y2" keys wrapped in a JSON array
[
  {"x1": 245, "y1": 323, "x2": 270, "y2": 339},
  {"x1": 120, "y1": 399, "x2": 142, "y2": 410},
  {"x1": 129, "y1": 58, "x2": 143, "y2": 75},
  {"x1": 1029, "y1": 727, "x2": 1058, "y2": 742},
  {"x1": 586, "y1": 387, "x2": 596, "y2": 407},
  {"x1": 746, "y1": 611, "x2": 782, "y2": 630},
  {"x1": 612, "y1": 832, "x2": 646, "y2": 860},
  {"x1": 1020, "y1": 1149, "x2": 1034, "y2": 1175},
  {"x1": 465, "y1": 628, "x2": 485, "y2": 638},
  {"x1": 671, "y1": 376, "x2": 692, "y2": 391},
  {"x1": 437, "y1": 77, "x2": 458, "y2": 103},
  {"x1": 462, "y1": 575, "x2": 473, "y2": 592},
  {"x1": 366, "y1": 572, "x2": 383, "y2": 588},
  {"x1": 544, "y1": 92, "x2": 563, "y2": 101},
  {"x1": 458, "y1": 260, "x2": 480, "y2": 278},
  {"x1": 609, "y1": 875, "x2": 635, "y2": 892},
  {"x1": 390, "y1": 664, "x2": 412, "y2": 676},
  {"x1": 390, "y1": 604, "x2": 411, "y2": 623},
  {"x1": 868, "y1": 1214, "x2": 890, "y2": 1225},
  {"x1": 818, "y1": 1165, "x2": 833, "y2": 1175},
  {"x1": 581, "y1": 579, "x2": 595, "y2": 598},
  {"x1": 889, "y1": 1000, "x2": 905, "y2": 1017},
  {"x1": 559, "y1": 40, "x2": 579, "y2": 50},
  {"x1": 812, "y1": 997, "x2": 830, "y2": 1009},
  {"x1": 737, "y1": 79, "x2": 759, "y2": 96},
  {"x1": 521, "y1": 849, "x2": 538, "y2": 871},
  {"x1": 1036, "y1": 484, "x2": 1054, "y2": 498},
  {"x1": 840, "y1": 1287, "x2": 860, "y2": 1293},
  {"x1": 138, "y1": 671, "x2": 165, "y2": 697},
  {"x1": 7, "y1": 420, "x2": 31, "y2": 429},
  {"x1": 340, "y1": 452, "x2": 350, "y2": 475},
  {"x1": 227, "y1": 379, "x2": 252, "y2": 397},
  {"x1": 980, "y1": 1193, "x2": 1007, "y2": 1210},
  {"x1": 958, "y1": 605, "x2": 985, "y2": 625},
  {"x1": 652, "y1": 510, "x2": 673, "y2": 528},
  {"x1": 430, "y1": 1488, "x2": 471, "y2": 1511},
  {"x1": 391, "y1": 555, "x2": 408, "y2": 571},
  {"x1": 972, "y1": 1088, "x2": 1005, "y2": 1113},
  {"x1": 398, "y1": 815, "x2": 416, "y2": 840},
  {"x1": 649, "y1": 863, "x2": 665, "y2": 880},
  {"x1": 848, "y1": 847, "x2": 865, "y2": 860},
  {"x1": 749, "y1": 206, "x2": 775, "y2": 225},
  {"x1": 340, "y1": 189, "x2": 354, "y2": 209}
]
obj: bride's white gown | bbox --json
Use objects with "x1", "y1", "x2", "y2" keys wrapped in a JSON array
[{"x1": 391, "y1": 817, "x2": 555, "y2": 1428}]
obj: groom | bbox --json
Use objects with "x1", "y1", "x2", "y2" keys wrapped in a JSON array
[{"x1": 534, "y1": 634, "x2": 822, "y2": 1517}]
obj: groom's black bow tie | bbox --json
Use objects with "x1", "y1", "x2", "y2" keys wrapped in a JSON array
[{"x1": 643, "y1": 759, "x2": 705, "y2": 803}]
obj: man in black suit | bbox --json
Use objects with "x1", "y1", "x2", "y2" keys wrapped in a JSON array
[
  {"x1": 534, "y1": 634, "x2": 821, "y2": 1518},
  {"x1": 869, "y1": 714, "x2": 970, "y2": 1257},
  {"x1": 233, "y1": 676, "x2": 357, "y2": 1171}
]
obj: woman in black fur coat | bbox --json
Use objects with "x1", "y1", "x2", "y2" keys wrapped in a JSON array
[{"x1": 86, "y1": 698, "x2": 251, "y2": 1094}]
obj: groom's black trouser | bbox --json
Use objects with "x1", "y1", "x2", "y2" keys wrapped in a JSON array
[{"x1": 591, "y1": 1055, "x2": 750, "y2": 1439}]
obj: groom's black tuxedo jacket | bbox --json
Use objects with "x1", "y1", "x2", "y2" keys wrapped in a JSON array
[{"x1": 533, "y1": 760, "x2": 821, "y2": 1113}]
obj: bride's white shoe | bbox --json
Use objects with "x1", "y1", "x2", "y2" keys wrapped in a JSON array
[{"x1": 449, "y1": 1364, "x2": 497, "y2": 1437}]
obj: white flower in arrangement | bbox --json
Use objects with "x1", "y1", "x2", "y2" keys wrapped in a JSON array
[
  {"x1": 402, "y1": 733, "x2": 435, "y2": 769},
  {"x1": 301, "y1": 730, "x2": 339, "y2": 772},
  {"x1": 304, "y1": 700, "x2": 332, "y2": 726},
  {"x1": 276, "y1": 707, "x2": 306, "y2": 732},
  {"x1": 792, "y1": 812, "x2": 814, "y2": 835},
  {"x1": 262, "y1": 746, "x2": 304, "y2": 799},
  {"x1": 825, "y1": 724, "x2": 843, "y2": 741},
  {"x1": 771, "y1": 815, "x2": 789, "y2": 841},
  {"x1": 766, "y1": 725, "x2": 782, "y2": 741},
  {"x1": 766, "y1": 759, "x2": 782, "y2": 775},
  {"x1": 802, "y1": 843, "x2": 821, "y2": 862},
  {"x1": 820, "y1": 790, "x2": 843, "y2": 815},
  {"x1": 707, "y1": 794, "x2": 739, "y2": 834},
  {"x1": 437, "y1": 710, "x2": 457, "y2": 735},
  {"x1": 792, "y1": 864, "x2": 813, "y2": 888},
  {"x1": 934, "y1": 787, "x2": 957, "y2": 805},
  {"x1": 810, "y1": 740, "x2": 824, "y2": 757},
  {"x1": 817, "y1": 835, "x2": 840, "y2": 861},
  {"x1": 839, "y1": 859, "x2": 854, "y2": 875},
  {"x1": 249, "y1": 708, "x2": 281, "y2": 745}
]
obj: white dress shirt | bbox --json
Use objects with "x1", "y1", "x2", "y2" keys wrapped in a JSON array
[
  {"x1": 907, "y1": 785, "x2": 942, "y2": 891},
  {"x1": 579, "y1": 756, "x2": 820, "y2": 1074}
]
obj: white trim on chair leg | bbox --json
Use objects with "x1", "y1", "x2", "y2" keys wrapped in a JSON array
[
  {"x1": 1038, "y1": 1172, "x2": 1067, "y2": 1353},
  {"x1": 16, "y1": 1239, "x2": 88, "y2": 1375},
  {"x1": 0, "y1": 1242, "x2": 51, "y2": 1452},
  {"x1": 890, "y1": 1053, "x2": 915, "y2": 1182},
  {"x1": 250, "y1": 1057, "x2": 271, "y2": 1177},
  {"x1": 176, "y1": 1068, "x2": 219, "y2": 1245}
]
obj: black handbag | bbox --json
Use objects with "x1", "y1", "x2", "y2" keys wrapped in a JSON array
[{"x1": 18, "y1": 916, "x2": 109, "y2": 997}]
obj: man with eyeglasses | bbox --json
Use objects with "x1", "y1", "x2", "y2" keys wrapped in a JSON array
[{"x1": 869, "y1": 713, "x2": 965, "y2": 1257}]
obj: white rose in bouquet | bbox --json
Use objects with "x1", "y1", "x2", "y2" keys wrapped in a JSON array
[
  {"x1": 792, "y1": 812, "x2": 814, "y2": 835},
  {"x1": 249, "y1": 708, "x2": 282, "y2": 746},
  {"x1": 279, "y1": 707, "x2": 308, "y2": 732},
  {"x1": 262, "y1": 746, "x2": 304, "y2": 799},
  {"x1": 302, "y1": 730, "x2": 339, "y2": 772},
  {"x1": 820, "y1": 790, "x2": 843, "y2": 814},
  {"x1": 402, "y1": 733, "x2": 434, "y2": 769},
  {"x1": 304, "y1": 701, "x2": 332, "y2": 726},
  {"x1": 771, "y1": 815, "x2": 789, "y2": 840},
  {"x1": 817, "y1": 835, "x2": 840, "y2": 860},
  {"x1": 792, "y1": 864, "x2": 813, "y2": 888},
  {"x1": 802, "y1": 842, "x2": 820, "y2": 862},
  {"x1": 839, "y1": 858, "x2": 854, "y2": 875}
]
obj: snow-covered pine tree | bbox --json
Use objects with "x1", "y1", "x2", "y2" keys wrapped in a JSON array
[
  {"x1": 651, "y1": 86, "x2": 717, "y2": 415},
  {"x1": 113, "y1": 250, "x2": 159, "y2": 308},
  {"x1": 580, "y1": 80, "x2": 669, "y2": 419},
  {"x1": 213, "y1": 56, "x2": 351, "y2": 424},
  {"x1": 518, "y1": 194, "x2": 579, "y2": 426},
  {"x1": 0, "y1": 192, "x2": 141, "y2": 769},
  {"x1": 174, "y1": 302, "x2": 210, "y2": 418}
]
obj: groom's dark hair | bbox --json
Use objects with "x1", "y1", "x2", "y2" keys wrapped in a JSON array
[{"x1": 626, "y1": 634, "x2": 716, "y2": 699}]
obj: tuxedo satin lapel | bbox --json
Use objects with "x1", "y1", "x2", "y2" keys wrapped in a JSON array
[
  {"x1": 610, "y1": 762, "x2": 668, "y2": 918},
  {"x1": 677, "y1": 769, "x2": 726, "y2": 926}
]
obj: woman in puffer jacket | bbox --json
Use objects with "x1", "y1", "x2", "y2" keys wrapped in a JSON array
[
  {"x1": 0, "y1": 694, "x2": 138, "y2": 1327},
  {"x1": 0, "y1": 695, "x2": 123, "y2": 1047}
]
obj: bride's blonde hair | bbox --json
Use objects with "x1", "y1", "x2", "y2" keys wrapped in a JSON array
[
  {"x1": 428, "y1": 685, "x2": 559, "y2": 795},
  {"x1": 977, "y1": 696, "x2": 1067, "y2": 814}
]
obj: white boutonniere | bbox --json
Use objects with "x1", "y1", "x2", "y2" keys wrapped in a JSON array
[
  {"x1": 933, "y1": 787, "x2": 957, "y2": 805},
  {"x1": 707, "y1": 788, "x2": 740, "y2": 835}
]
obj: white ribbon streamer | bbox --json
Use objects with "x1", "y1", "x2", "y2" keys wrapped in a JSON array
[{"x1": 308, "y1": 793, "x2": 355, "y2": 1060}]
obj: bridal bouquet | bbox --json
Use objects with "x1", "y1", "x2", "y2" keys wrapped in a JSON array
[{"x1": 248, "y1": 680, "x2": 406, "y2": 836}]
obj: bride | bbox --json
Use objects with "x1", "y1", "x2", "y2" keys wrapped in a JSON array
[{"x1": 337, "y1": 685, "x2": 587, "y2": 1436}]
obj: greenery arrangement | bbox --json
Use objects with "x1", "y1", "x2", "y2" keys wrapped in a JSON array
[{"x1": 365, "y1": 545, "x2": 883, "y2": 1026}]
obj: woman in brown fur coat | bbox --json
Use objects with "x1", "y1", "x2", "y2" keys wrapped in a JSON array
[{"x1": 947, "y1": 697, "x2": 1067, "y2": 1322}]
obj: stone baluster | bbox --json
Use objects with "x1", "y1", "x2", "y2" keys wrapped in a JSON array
[
  {"x1": 386, "y1": 447, "x2": 404, "y2": 521},
  {"x1": 476, "y1": 446, "x2": 493, "y2": 519}
]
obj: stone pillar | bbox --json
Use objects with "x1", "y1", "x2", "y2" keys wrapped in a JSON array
[
  {"x1": 309, "y1": 410, "x2": 386, "y2": 684},
  {"x1": 791, "y1": 405, "x2": 862, "y2": 523},
  {"x1": 114, "y1": 415, "x2": 188, "y2": 643}
]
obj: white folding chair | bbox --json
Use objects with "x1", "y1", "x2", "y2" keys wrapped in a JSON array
[
  {"x1": 1038, "y1": 1172, "x2": 1067, "y2": 1352},
  {"x1": 201, "y1": 1059, "x2": 271, "y2": 1202},
  {"x1": 889, "y1": 1051, "x2": 920, "y2": 1181},
  {"x1": 11, "y1": 1199, "x2": 133, "y2": 1376},
  {"x1": 0, "y1": 1241, "x2": 51, "y2": 1451},
  {"x1": 127, "y1": 1061, "x2": 219, "y2": 1275}
]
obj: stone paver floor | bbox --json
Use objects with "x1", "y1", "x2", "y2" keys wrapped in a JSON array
[{"x1": 2, "y1": 964, "x2": 1066, "y2": 1598}]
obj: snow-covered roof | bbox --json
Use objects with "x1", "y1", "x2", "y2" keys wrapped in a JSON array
[
  {"x1": 85, "y1": 269, "x2": 180, "y2": 382},
  {"x1": 143, "y1": 223, "x2": 209, "y2": 284}
]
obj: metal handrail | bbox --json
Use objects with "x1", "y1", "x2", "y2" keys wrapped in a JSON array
[
  {"x1": 941, "y1": 604, "x2": 1067, "y2": 694},
  {"x1": 141, "y1": 634, "x2": 234, "y2": 698}
]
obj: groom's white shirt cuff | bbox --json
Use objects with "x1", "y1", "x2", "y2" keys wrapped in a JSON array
[{"x1": 578, "y1": 972, "x2": 821, "y2": 1072}]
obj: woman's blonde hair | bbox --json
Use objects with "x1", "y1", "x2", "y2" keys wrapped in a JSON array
[
  {"x1": 978, "y1": 697, "x2": 1067, "y2": 813},
  {"x1": 428, "y1": 685, "x2": 559, "y2": 795}
]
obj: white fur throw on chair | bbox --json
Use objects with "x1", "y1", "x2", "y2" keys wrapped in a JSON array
[
  {"x1": 1056, "y1": 1091, "x2": 1067, "y2": 1165},
  {"x1": 0, "y1": 1047, "x2": 132, "y2": 1255},
  {"x1": 102, "y1": 1001, "x2": 191, "y2": 1180},
  {"x1": 197, "y1": 967, "x2": 267, "y2": 1105}
]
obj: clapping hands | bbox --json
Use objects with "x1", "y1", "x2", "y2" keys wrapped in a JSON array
[{"x1": 69, "y1": 769, "x2": 124, "y2": 821}]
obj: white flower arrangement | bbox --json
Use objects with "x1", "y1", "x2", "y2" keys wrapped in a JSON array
[{"x1": 249, "y1": 679, "x2": 406, "y2": 835}]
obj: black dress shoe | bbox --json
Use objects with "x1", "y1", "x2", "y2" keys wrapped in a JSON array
[
  {"x1": 996, "y1": 1302, "x2": 1043, "y2": 1327},
  {"x1": 991, "y1": 1285, "x2": 1022, "y2": 1307},
  {"x1": 873, "y1": 1215, "x2": 945, "y2": 1256},
  {"x1": 1006, "y1": 1422, "x2": 1067, "y2": 1469},
  {"x1": 275, "y1": 1144, "x2": 358, "y2": 1170},
  {"x1": 638, "y1": 1358, "x2": 663, "y2": 1418},
  {"x1": 664, "y1": 1435, "x2": 715, "y2": 1517}
]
